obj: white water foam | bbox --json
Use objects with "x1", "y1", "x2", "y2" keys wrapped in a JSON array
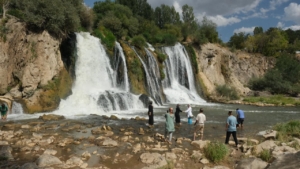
[{"x1": 163, "y1": 43, "x2": 206, "y2": 104}]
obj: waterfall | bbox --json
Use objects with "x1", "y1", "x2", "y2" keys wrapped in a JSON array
[
  {"x1": 55, "y1": 32, "x2": 144, "y2": 117},
  {"x1": 11, "y1": 101, "x2": 24, "y2": 114},
  {"x1": 162, "y1": 43, "x2": 206, "y2": 104},
  {"x1": 113, "y1": 42, "x2": 129, "y2": 92},
  {"x1": 132, "y1": 48, "x2": 162, "y2": 105}
]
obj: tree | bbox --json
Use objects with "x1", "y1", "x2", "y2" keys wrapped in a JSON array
[
  {"x1": 0, "y1": 0, "x2": 9, "y2": 19},
  {"x1": 182, "y1": 4, "x2": 195, "y2": 24},
  {"x1": 198, "y1": 16, "x2": 218, "y2": 43},
  {"x1": 253, "y1": 27, "x2": 263, "y2": 35},
  {"x1": 228, "y1": 32, "x2": 248, "y2": 49}
]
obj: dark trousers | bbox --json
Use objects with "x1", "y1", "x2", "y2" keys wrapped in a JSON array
[
  {"x1": 225, "y1": 131, "x2": 238, "y2": 146},
  {"x1": 148, "y1": 115, "x2": 154, "y2": 125}
]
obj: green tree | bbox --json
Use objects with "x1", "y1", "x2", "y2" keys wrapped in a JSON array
[
  {"x1": 154, "y1": 5, "x2": 180, "y2": 29},
  {"x1": 228, "y1": 32, "x2": 248, "y2": 49},
  {"x1": 253, "y1": 26, "x2": 263, "y2": 35},
  {"x1": 116, "y1": 0, "x2": 153, "y2": 20},
  {"x1": 264, "y1": 28, "x2": 288, "y2": 57},
  {"x1": 198, "y1": 16, "x2": 218, "y2": 43}
]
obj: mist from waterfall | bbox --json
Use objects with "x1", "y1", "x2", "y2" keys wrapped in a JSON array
[
  {"x1": 163, "y1": 43, "x2": 206, "y2": 104},
  {"x1": 54, "y1": 32, "x2": 144, "y2": 117}
]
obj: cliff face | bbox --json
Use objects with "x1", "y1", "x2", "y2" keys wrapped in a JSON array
[
  {"x1": 0, "y1": 18, "x2": 72, "y2": 112},
  {"x1": 195, "y1": 43, "x2": 274, "y2": 98}
]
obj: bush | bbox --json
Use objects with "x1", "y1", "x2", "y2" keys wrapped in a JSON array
[
  {"x1": 157, "y1": 53, "x2": 167, "y2": 63},
  {"x1": 216, "y1": 85, "x2": 239, "y2": 100},
  {"x1": 259, "y1": 149, "x2": 271, "y2": 162},
  {"x1": 131, "y1": 35, "x2": 146, "y2": 49},
  {"x1": 185, "y1": 45, "x2": 198, "y2": 74},
  {"x1": 93, "y1": 26, "x2": 116, "y2": 51},
  {"x1": 203, "y1": 142, "x2": 228, "y2": 163},
  {"x1": 274, "y1": 120, "x2": 300, "y2": 138}
]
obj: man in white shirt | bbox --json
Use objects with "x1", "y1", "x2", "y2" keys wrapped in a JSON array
[
  {"x1": 194, "y1": 108, "x2": 206, "y2": 140},
  {"x1": 184, "y1": 104, "x2": 193, "y2": 124}
]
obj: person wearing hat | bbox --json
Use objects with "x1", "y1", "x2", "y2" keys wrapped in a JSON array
[{"x1": 148, "y1": 101, "x2": 154, "y2": 127}]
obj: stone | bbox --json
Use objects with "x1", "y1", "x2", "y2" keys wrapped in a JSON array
[
  {"x1": 0, "y1": 141, "x2": 9, "y2": 145},
  {"x1": 0, "y1": 146, "x2": 14, "y2": 160},
  {"x1": 132, "y1": 143, "x2": 141, "y2": 154},
  {"x1": 110, "y1": 115, "x2": 119, "y2": 120},
  {"x1": 267, "y1": 151, "x2": 300, "y2": 169},
  {"x1": 43, "y1": 149, "x2": 57, "y2": 155},
  {"x1": 66, "y1": 156, "x2": 84, "y2": 167},
  {"x1": 165, "y1": 152, "x2": 177, "y2": 162},
  {"x1": 272, "y1": 145, "x2": 296, "y2": 157},
  {"x1": 36, "y1": 154, "x2": 62, "y2": 167},
  {"x1": 140, "y1": 152, "x2": 167, "y2": 169},
  {"x1": 32, "y1": 132, "x2": 43, "y2": 140},
  {"x1": 190, "y1": 150, "x2": 202, "y2": 161},
  {"x1": 139, "y1": 127, "x2": 145, "y2": 135},
  {"x1": 20, "y1": 163, "x2": 39, "y2": 169},
  {"x1": 263, "y1": 130, "x2": 277, "y2": 139},
  {"x1": 200, "y1": 158, "x2": 209, "y2": 164},
  {"x1": 235, "y1": 157, "x2": 268, "y2": 169},
  {"x1": 21, "y1": 125, "x2": 30, "y2": 129},
  {"x1": 191, "y1": 140, "x2": 210, "y2": 149},
  {"x1": 81, "y1": 151, "x2": 91, "y2": 160},
  {"x1": 254, "y1": 140, "x2": 277, "y2": 154},
  {"x1": 102, "y1": 138, "x2": 118, "y2": 147}
]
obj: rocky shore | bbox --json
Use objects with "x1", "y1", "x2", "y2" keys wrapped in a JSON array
[{"x1": 0, "y1": 114, "x2": 299, "y2": 169}]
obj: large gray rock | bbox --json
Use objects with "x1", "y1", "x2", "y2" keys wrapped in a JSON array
[
  {"x1": 0, "y1": 146, "x2": 14, "y2": 160},
  {"x1": 254, "y1": 140, "x2": 277, "y2": 154},
  {"x1": 36, "y1": 154, "x2": 62, "y2": 167},
  {"x1": 267, "y1": 151, "x2": 300, "y2": 169},
  {"x1": 236, "y1": 157, "x2": 268, "y2": 169}
]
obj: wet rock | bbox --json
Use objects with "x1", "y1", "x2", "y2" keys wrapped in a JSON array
[
  {"x1": 21, "y1": 125, "x2": 30, "y2": 129},
  {"x1": 36, "y1": 154, "x2": 62, "y2": 167},
  {"x1": 32, "y1": 132, "x2": 43, "y2": 140},
  {"x1": 139, "y1": 127, "x2": 145, "y2": 135},
  {"x1": 38, "y1": 114, "x2": 65, "y2": 121},
  {"x1": 43, "y1": 149, "x2": 57, "y2": 156},
  {"x1": 190, "y1": 150, "x2": 202, "y2": 162},
  {"x1": 100, "y1": 155, "x2": 111, "y2": 160},
  {"x1": 0, "y1": 145, "x2": 14, "y2": 160},
  {"x1": 102, "y1": 138, "x2": 118, "y2": 147},
  {"x1": 110, "y1": 115, "x2": 119, "y2": 120},
  {"x1": 20, "y1": 163, "x2": 38, "y2": 169},
  {"x1": 0, "y1": 141, "x2": 9, "y2": 145},
  {"x1": 140, "y1": 152, "x2": 167, "y2": 169},
  {"x1": 235, "y1": 157, "x2": 268, "y2": 169},
  {"x1": 139, "y1": 94, "x2": 150, "y2": 108},
  {"x1": 132, "y1": 143, "x2": 141, "y2": 154},
  {"x1": 81, "y1": 151, "x2": 91, "y2": 161},
  {"x1": 272, "y1": 145, "x2": 296, "y2": 157},
  {"x1": 267, "y1": 151, "x2": 300, "y2": 169}
]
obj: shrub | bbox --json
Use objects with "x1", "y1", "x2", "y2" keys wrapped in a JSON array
[
  {"x1": 93, "y1": 26, "x2": 116, "y2": 51},
  {"x1": 185, "y1": 45, "x2": 198, "y2": 74},
  {"x1": 203, "y1": 142, "x2": 228, "y2": 163},
  {"x1": 131, "y1": 35, "x2": 146, "y2": 49},
  {"x1": 216, "y1": 85, "x2": 239, "y2": 100},
  {"x1": 157, "y1": 53, "x2": 167, "y2": 63},
  {"x1": 259, "y1": 149, "x2": 271, "y2": 162}
]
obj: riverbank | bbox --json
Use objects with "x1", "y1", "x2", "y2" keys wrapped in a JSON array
[{"x1": 0, "y1": 114, "x2": 299, "y2": 169}]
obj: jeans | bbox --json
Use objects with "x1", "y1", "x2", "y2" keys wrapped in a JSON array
[{"x1": 225, "y1": 131, "x2": 238, "y2": 146}]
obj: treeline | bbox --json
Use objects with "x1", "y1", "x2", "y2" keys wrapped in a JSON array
[{"x1": 228, "y1": 27, "x2": 300, "y2": 57}]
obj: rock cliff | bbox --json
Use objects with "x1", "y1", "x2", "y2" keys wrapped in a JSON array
[
  {"x1": 0, "y1": 17, "x2": 73, "y2": 113},
  {"x1": 195, "y1": 43, "x2": 274, "y2": 99}
]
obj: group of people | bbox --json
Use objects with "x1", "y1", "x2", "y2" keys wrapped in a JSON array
[{"x1": 147, "y1": 102, "x2": 245, "y2": 146}]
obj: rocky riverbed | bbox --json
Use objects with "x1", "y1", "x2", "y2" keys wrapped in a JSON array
[{"x1": 0, "y1": 114, "x2": 299, "y2": 169}]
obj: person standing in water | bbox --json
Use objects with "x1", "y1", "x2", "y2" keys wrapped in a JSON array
[
  {"x1": 148, "y1": 101, "x2": 154, "y2": 127},
  {"x1": 184, "y1": 104, "x2": 193, "y2": 124},
  {"x1": 165, "y1": 107, "x2": 175, "y2": 144},
  {"x1": 175, "y1": 104, "x2": 182, "y2": 125},
  {"x1": 0, "y1": 103, "x2": 8, "y2": 121},
  {"x1": 236, "y1": 108, "x2": 245, "y2": 129},
  {"x1": 225, "y1": 111, "x2": 238, "y2": 147},
  {"x1": 194, "y1": 108, "x2": 206, "y2": 140}
]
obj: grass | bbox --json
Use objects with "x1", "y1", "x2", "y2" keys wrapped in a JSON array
[
  {"x1": 216, "y1": 85, "x2": 239, "y2": 100},
  {"x1": 273, "y1": 120, "x2": 300, "y2": 143},
  {"x1": 203, "y1": 142, "x2": 228, "y2": 163},
  {"x1": 259, "y1": 149, "x2": 271, "y2": 162},
  {"x1": 243, "y1": 95, "x2": 300, "y2": 106}
]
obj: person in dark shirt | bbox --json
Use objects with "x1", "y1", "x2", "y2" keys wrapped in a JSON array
[
  {"x1": 148, "y1": 101, "x2": 154, "y2": 127},
  {"x1": 175, "y1": 104, "x2": 182, "y2": 125}
]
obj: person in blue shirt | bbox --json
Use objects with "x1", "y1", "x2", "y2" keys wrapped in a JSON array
[
  {"x1": 236, "y1": 108, "x2": 245, "y2": 129},
  {"x1": 225, "y1": 111, "x2": 238, "y2": 147}
]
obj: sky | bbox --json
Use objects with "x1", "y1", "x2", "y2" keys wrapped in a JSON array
[{"x1": 84, "y1": 0, "x2": 300, "y2": 42}]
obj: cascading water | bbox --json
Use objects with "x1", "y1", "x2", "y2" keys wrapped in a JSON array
[
  {"x1": 132, "y1": 48, "x2": 162, "y2": 105},
  {"x1": 162, "y1": 43, "x2": 206, "y2": 104},
  {"x1": 11, "y1": 101, "x2": 24, "y2": 114},
  {"x1": 54, "y1": 32, "x2": 144, "y2": 117},
  {"x1": 113, "y1": 42, "x2": 129, "y2": 91}
]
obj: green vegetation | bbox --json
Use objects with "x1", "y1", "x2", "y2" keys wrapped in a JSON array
[
  {"x1": 93, "y1": 26, "x2": 116, "y2": 51},
  {"x1": 243, "y1": 95, "x2": 300, "y2": 106},
  {"x1": 185, "y1": 45, "x2": 198, "y2": 74},
  {"x1": 203, "y1": 142, "x2": 228, "y2": 163},
  {"x1": 249, "y1": 54, "x2": 300, "y2": 96},
  {"x1": 8, "y1": 0, "x2": 93, "y2": 38},
  {"x1": 216, "y1": 85, "x2": 239, "y2": 100},
  {"x1": 274, "y1": 120, "x2": 300, "y2": 143},
  {"x1": 0, "y1": 18, "x2": 8, "y2": 41},
  {"x1": 131, "y1": 35, "x2": 146, "y2": 49},
  {"x1": 259, "y1": 149, "x2": 272, "y2": 162}
]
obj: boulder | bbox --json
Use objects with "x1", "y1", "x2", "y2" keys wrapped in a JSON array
[
  {"x1": 36, "y1": 154, "x2": 62, "y2": 167},
  {"x1": 263, "y1": 130, "x2": 277, "y2": 139},
  {"x1": 65, "y1": 157, "x2": 84, "y2": 167},
  {"x1": 43, "y1": 149, "x2": 57, "y2": 156},
  {"x1": 254, "y1": 140, "x2": 277, "y2": 154},
  {"x1": 191, "y1": 140, "x2": 210, "y2": 149},
  {"x1": 140, "y1": 152, "x2": 167, "y2": 169},
  {"x1": 102, "y1": 138, "x2": 118, "y2": 147},
  {"x1": 110, "y1": 115, "x2": 119, "y2": 120},
  {"x1": 267, "y1": 151, "x2": 300, "y2": 169},
  {"x1": 235, "y1": 157, "x2": 268, "y2": 169},
  {"x1": 0, "y1": 146, "x2": 14, "y2": 160}
]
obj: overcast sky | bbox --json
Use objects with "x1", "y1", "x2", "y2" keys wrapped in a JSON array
[{"x1": 84, "y1": 0, "x2": 300, "y2": 42}]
